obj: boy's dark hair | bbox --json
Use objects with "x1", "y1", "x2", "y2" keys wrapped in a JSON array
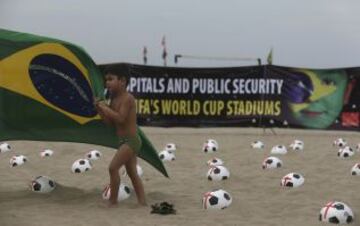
[{"x1": 103, "y1": 63, "x2": 130, "y2": 85}]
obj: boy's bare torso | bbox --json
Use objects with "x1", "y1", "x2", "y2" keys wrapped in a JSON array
[{"x1": 110, "y1": 93, "x2": 137, "y2": 137}]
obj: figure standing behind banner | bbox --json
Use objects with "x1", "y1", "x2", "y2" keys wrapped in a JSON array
[{"x1": 282, "y1": 69, "x2": 354, "y2": 129}]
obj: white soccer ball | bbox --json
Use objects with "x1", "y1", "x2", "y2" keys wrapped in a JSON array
[
  {"x1": 121, "y1": 164, "x2": 143, "y2": 177},
  {"x1": 202, "y1": 139, "x2": 219, "y2": 153},
  {"x1": 271, "y1": 145, "x2": 287, "y2": 155},
  {"x1": 71, "y1": 158, "x2": 92, "y2": 173},
  {"x1": 202, "y1": 189, "x2": 232, "y2": 210},
  {"x1": 40, "y1": 149, "x2": 54, "y2": 158},
  {"x1": 251, "y1": 141, "x2": 264, "y2": 149},
  {"x1": 319, "y1": 201, "x2": 354, "y2": 224},
  {"x1": 30, "y1": 176, "x2": 56, "y2": 193},
  {"x1": 0, "y1": 142, "x2": 11, "y2": 153},
  {"x1": 164, "y1": 143, "x2": 176, "y2": 152},
  {"x1": 262, "y1": 156, "x2": 283, "y2": 169},
  {"x1": 9, "y1": 155, "x2": 27, "y2": 167},
  {"x1": 207, "y1": 157, "x2": 224, "y2": 167},
  {"x1": 206, "y1": 166, "x2": 230, "y2": 181},
  {"x1": 289, "y1": 140, "x2": 304, "y2": 151},
  {"x1": 337, "y1": 146, "x2": 354, "y2": 159},
  {"x1": 158, "y1": 150, "x2": 175, "y2": 162},
  {"x1": 280, "y1": 172, "x2": 304, "y2": 188},
  {"x1": 333, "y1": 138, "x2": 347, "y2": 148},
  {"x1": 102, "y1": 183, "x2": 131, "y2": 202},
  {"x1": 85, "y1": 149, "x2": 102, "y2": 160},
  {"x1": 351, "y1": 163, "x2": 360, "y2": 176}
]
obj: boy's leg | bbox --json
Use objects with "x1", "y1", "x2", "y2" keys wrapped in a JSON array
[
  {"x1": 125, "y1": 154, "x2": 146, "y2": 206},
  {"x1": 108, "y1": 144, "x2": 133, "y2": 205}
]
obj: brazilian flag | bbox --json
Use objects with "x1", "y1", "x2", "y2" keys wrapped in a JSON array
[{"x1": 0, "y1": 29, "x2": 168, "y2": 177}]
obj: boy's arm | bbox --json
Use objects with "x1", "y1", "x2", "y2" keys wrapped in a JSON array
[
  {"x1": 96, "y1": 96, "x2": 133, "y2": 125},
  {"x1": 95, "y1": 101, "x2": 113, "y2": 125}
]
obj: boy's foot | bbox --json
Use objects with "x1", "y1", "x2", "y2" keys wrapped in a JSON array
[
  {"x1": 97, "y1": 200, "x2": 118, "y2": 208},
  {"x1": 106, "y1": 200, "x2": 119, "y2": 208}
]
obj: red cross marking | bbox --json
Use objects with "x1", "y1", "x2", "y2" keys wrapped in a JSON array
[
  {"x1": 203, "y1": 192, "x2": 213, "y2": 209},
  {"x1": 323, "y1": 201, "x2": 335, "y2": 219}
]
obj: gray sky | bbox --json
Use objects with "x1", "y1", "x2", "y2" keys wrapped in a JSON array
[{"x1": 1, "y1": 0, "x2": 360, "y2": 68}]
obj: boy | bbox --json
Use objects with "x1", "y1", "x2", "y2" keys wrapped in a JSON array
[{"x1": 95, "y1": 64, "x2": 146, "y2": 207}]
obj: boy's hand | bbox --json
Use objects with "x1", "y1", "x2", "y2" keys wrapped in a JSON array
[{"x1": 94, "y1": 97, "x2": 106, "y2": 108}]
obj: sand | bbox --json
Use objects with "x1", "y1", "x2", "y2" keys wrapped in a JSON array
[{"x1": 0, "y1": 127, "x2": 359, "y2": 226}]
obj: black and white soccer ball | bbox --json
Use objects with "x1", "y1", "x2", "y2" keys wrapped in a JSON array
[
  {"x1": 251, "y1": 141, "x2": 264, "y2": 149},
  {"x1": 207, "y1": 157, "x2": 224, "y2": 167},
  {"x1": 206, "y1": 166, "x2": 230, "y2": 181},
  {"x1": 102, "y1": 183, "x2": 131, "y2": 202},
  {"x1": 158, "y1": 150, "x2": 175, "y2": 162},
  {"x1": 280, "y1": 172, "x2": 304, "y2": 188},
  {"x1": 271, "y1": 145, "x2": 287, "y2": 155},
  {"x1": 71, "y1": 158, "x2": 92, "y2": 173},
  {"x1": 30, "y1": 176, "x2": 56, "y2": 193},
  {"x1": 9, "y1": 155, "x2": 27, "y2": 167},
  {"x1": 164, "y1": 143, "x2": 176, "y2": 152},
  {"x1": 319, "y1": 201, "x2": 354, "y2": 224},
  {"x1": 337, "y1": 146, "x2": 354, "y2": 159},
  {"x1": 0, "y1": 142, "x2": 11, "y2": 153},
  {"x1": 202, "y1": 139, "x2": 219, "y2": 153},
  {"x1": 202, "y1": 189, "x2": 232, "y2": 210},
  {"x1": 289, "y1": 139, "x2": 304, "y2": 151},
  {"x1": 351, "y1": 163, "x2": 360, "y2": 176},
  {"x1": 85, "y1": 149, "x2": 102, "y2": 161},
  {"x1": 262, "y1": 156, "x2": 283, "y2": 169},
  {"x1": 120, "y1": 164, "x2": 143, "y2": 177},
  {"x1": 333, "y1": 138, "x2": 347, "y2": 148},
  {"x1": 40, "y1": 149, "x2": 54, "y2": 158}
]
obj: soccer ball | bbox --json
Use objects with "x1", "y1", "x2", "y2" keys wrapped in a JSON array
[
  {"x1": 337, "y1": 146, "x2": 354, "y2": 159},
  {"x1": 206, "y1": 166, "x2": 230, "y2": 181},
  {"x1": 164, "y1": 143, "x2": 176, "y2": 152},
  {"x1": 333, "y1": 138, "x2": 347, "y2": 148},
  {"x1": 158, "y1": 150, "x2": 175, "y2": 162},
  {"x1": 30, "y1": 176, "x2": 56, "y2": 193},
  {"x1": 262, "y1": 156, "x2": 283, "y2": 169},
  {"x1": 102, "y1": 183, "x2": 131, "y2": 202},
  {"x1": 351, "y1": 163, "x2": 360, "y2": 175},
  {"x1": 251, "y1": 141, "x2": 264, "y2": 149},
  {"x1": 71, "y1": 158, "x2": 92, "y2": 173},
  {"x1": 40, "y1": 149, "x2": 54, "y2": 158},
  {"x1": 202, "y1": 139, "x2": 219, "y2": 153},
  {"x1": 121, "y1": 164, "x2": 143, "y2": 177},
  {"x1": 202, "y1": 189, "x2": 232, "y2": 210},
  {"x1": 319, "y1": 201, "x2": 354, "y2": 224},
  {"x1": 207, "y1": 157, "x2": 224, "y2": 167},
  {"x1": 280, "y1": 172, "x2": 304, "y2": 187},
  {"x1": 271, "y1": 145, "x2": 287, "y2": 155},
  {"x1": 0, "y1": 142, "x2": 11, "y2": 153},
  {"x1": 85, "y1": 149, "x2": 102, "y2": 160},
  {"x1": 289, "y1": 140, "x2": 304, "y2": 151},
  {"x1": 9, "y1": 155, "x2": 27, "y2": 167}
]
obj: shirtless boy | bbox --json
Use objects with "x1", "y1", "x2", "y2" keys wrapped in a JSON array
[{"x1": 95, "y1": 64, "x2": 146, "y2": 206}]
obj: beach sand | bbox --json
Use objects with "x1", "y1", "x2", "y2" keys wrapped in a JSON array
[{"x1": 0, "y1": 127, "x2": 359, "y2": 226}]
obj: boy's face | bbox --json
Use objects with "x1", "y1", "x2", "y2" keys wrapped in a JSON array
[
  {"x1": 289, "y1": 70, "x2": 348, "y2": 128},
  {"x1": 105, "y1": 74, "x2": 127, "y2": 95}
]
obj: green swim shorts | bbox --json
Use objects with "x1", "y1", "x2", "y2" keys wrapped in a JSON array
[{"x1": 118, "y1": 134, "x2": 142, "y2": 153}]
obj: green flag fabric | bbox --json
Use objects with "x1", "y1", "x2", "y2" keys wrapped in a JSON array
[{"x1": 0, "y1": 29, "x2": 168, "y2": 177}]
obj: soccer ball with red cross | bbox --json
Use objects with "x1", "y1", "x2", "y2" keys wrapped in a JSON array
[
  {"x1": 319, "y1": 201, "x2": 354, "y2": 224},
  {"x1": 280, "y1": 172, "x2": 304, "y2": 188}
]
